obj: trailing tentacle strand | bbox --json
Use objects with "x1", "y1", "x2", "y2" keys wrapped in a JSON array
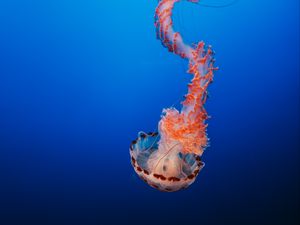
[{"x1": 155, "y1": 0, "x2": 217, "y2": 155}]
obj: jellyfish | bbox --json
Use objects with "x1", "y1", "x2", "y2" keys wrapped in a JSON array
[{"x1": 130, "y1": 0, "x2": 218, "y2": 192}]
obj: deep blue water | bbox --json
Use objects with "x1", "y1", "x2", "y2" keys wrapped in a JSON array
[{"x1": 0, "y1": 0, "x2": 299, "y2": 224}]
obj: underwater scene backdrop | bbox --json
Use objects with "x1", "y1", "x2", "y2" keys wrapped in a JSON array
[{"x1": 0, "y1": 0, "x2": 299, "y2": 224}]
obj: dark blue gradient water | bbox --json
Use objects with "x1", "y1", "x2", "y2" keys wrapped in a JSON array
[{"x1": 0, "y1": 1, "x2": 299, "y2": 224}]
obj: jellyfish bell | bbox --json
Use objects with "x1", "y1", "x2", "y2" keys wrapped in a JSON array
[{"x1": 130, "y1": 131, "x2": 205, "y2": 192}]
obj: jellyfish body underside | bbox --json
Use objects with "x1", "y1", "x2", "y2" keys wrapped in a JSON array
[{"x1": 130, "y1": 132, "x2": 205, "y2": 192}]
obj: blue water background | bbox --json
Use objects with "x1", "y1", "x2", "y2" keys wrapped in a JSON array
[{"x1": 0, "y1": 0, "x2": 299, "y2": 224}]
